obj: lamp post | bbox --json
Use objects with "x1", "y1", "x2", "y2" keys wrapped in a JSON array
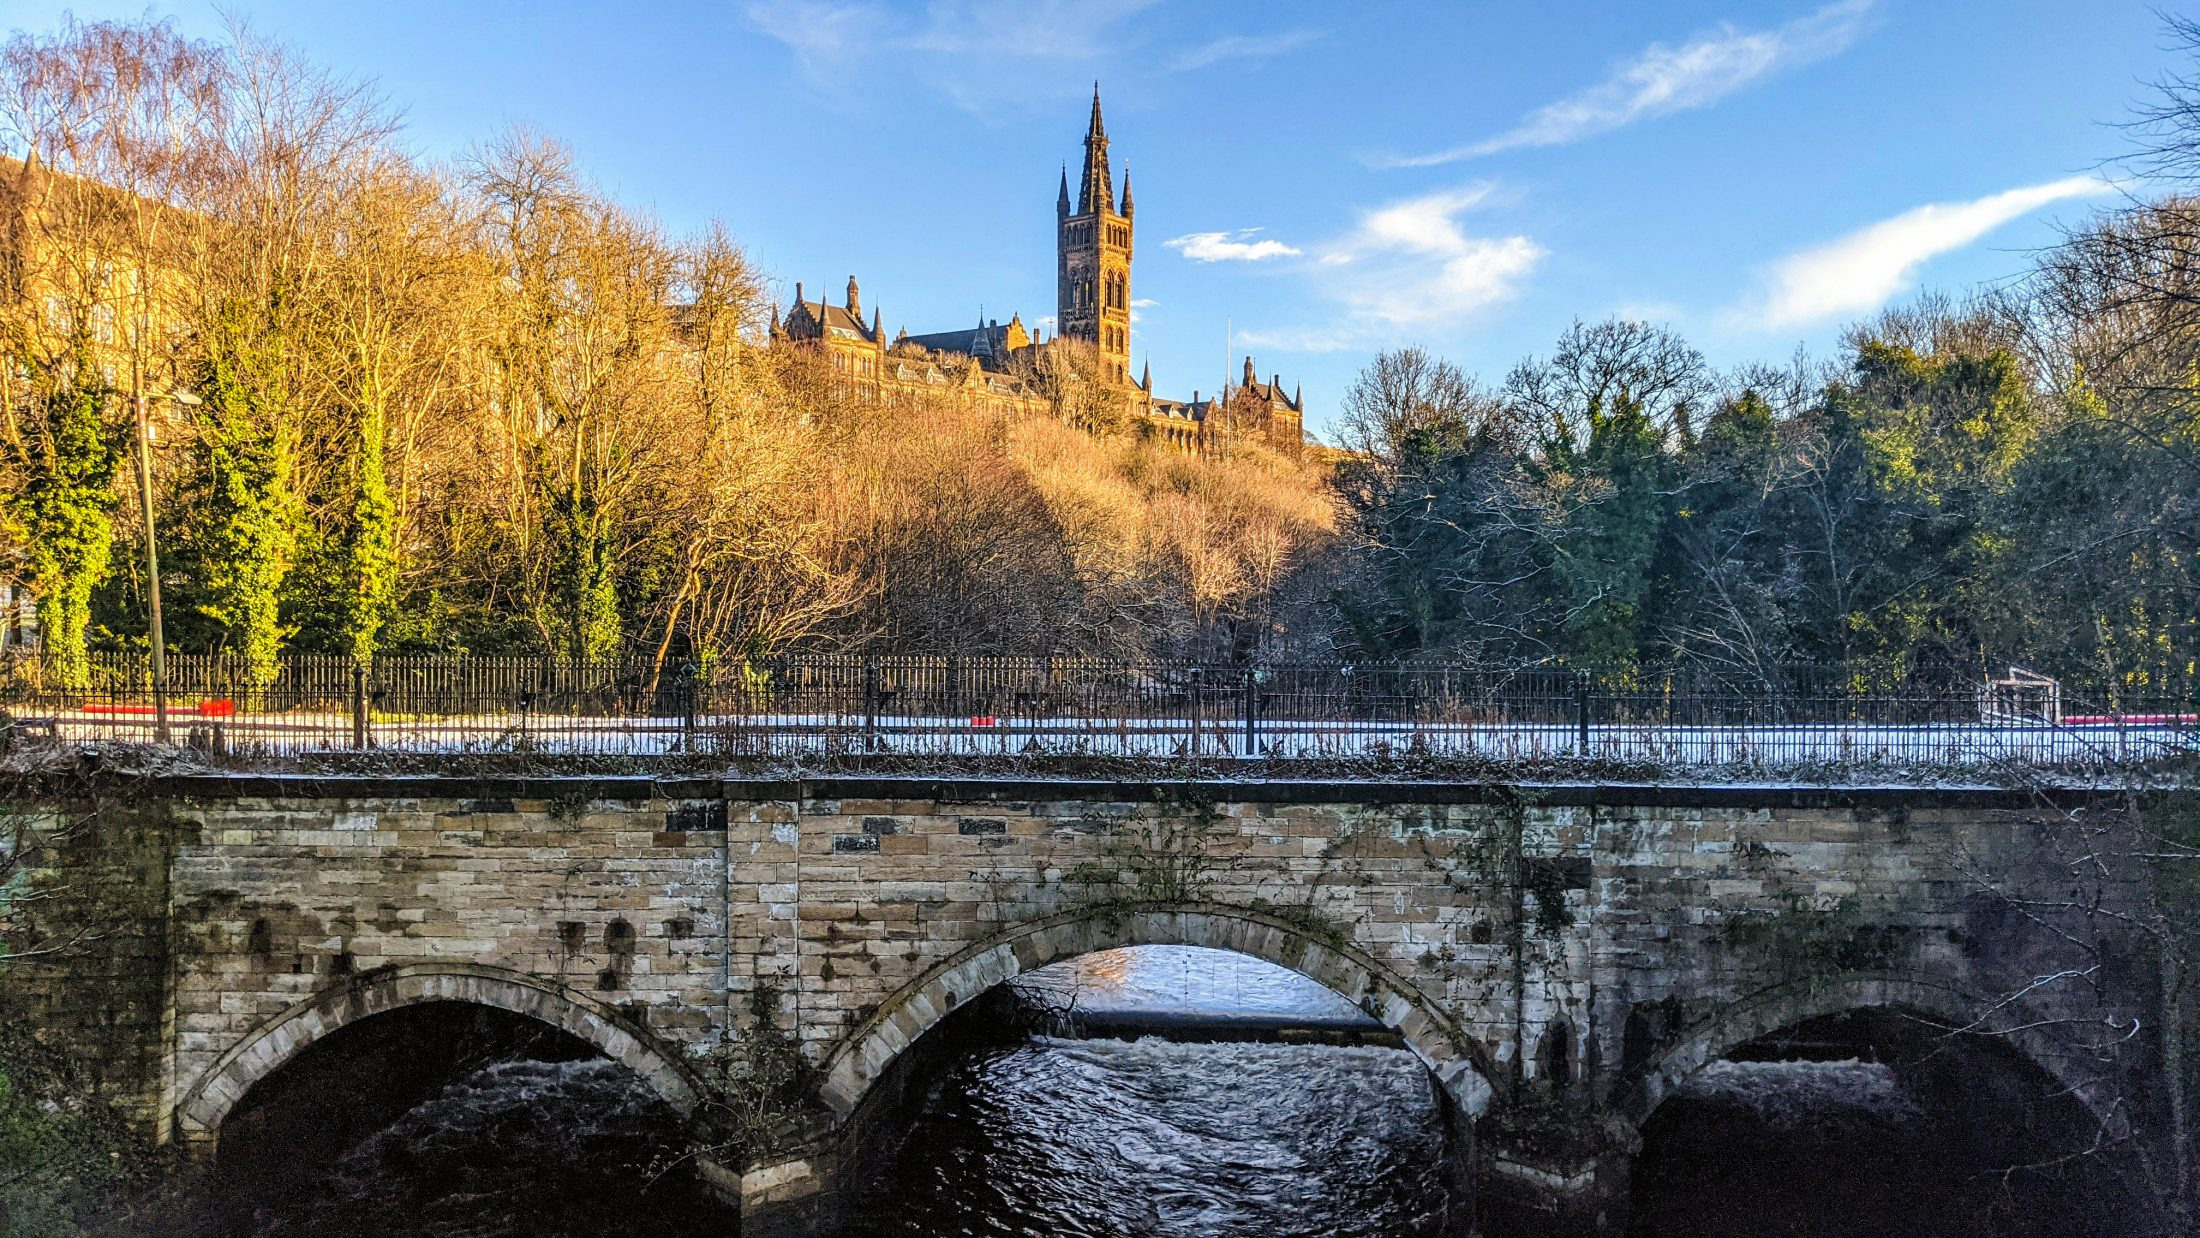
[
  {"x1": 132, "y1": 386, "x2": 168, "y2": 742},
  {"x1": 131, "y1": 379, "x2": 197, "y2": 745}
]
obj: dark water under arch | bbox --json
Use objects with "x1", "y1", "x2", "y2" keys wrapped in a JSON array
[{"x1": 195, "y1": 951, "x2": 2134, "y2": 1238}]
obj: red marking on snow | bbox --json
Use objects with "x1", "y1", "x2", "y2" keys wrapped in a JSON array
[{"x1": 83, "y1": 699, "x2": 235, "y2": 718}]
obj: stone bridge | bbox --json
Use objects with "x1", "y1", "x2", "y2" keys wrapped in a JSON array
[{"x1": 5, "y1": 773, "x2": 2177, "y2": 1234}]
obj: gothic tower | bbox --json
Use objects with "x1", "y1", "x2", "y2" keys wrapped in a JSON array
[{"x1": 1058, "y1": 84, "x2": 1133, "y2": 382}]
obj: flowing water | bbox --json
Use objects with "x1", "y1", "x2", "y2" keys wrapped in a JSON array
[
  {"x1": 246, "y1": 1059, "x2": 727, "y2": 1238},
  {"x1": 219, "y1": 947, "x2": 2119, "y2": 1238}
]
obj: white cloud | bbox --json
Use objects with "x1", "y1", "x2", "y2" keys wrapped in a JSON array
[
  {"x1": 1385, "y1": 0, "x2": 1873, "y2": 167},
  {"x1": 1328, "y1": 185, "x2": 1543, "y2": 328},
  {"x1": 1165, "y1": 229, "x2": 1302, "y2": 262},
  {"x1": 1744, "y1": 175, "x2": 2112, "y2": 329},
  {"x1": 1170, "y1": 29, "x2": 1319, "y2": 71},
  {"x1": 1241, "y1": 184, "x2": 1544, "y2": 352}
]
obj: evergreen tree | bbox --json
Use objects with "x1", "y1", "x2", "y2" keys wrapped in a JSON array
[{"x1": 2, "y1": 351, "x2": 118, "y2": 690}]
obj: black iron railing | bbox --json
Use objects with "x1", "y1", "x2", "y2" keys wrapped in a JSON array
[{"x1": 0, "y1": 650, "x2": 2194, "y2": 767}]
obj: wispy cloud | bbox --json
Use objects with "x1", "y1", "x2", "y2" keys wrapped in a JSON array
[
  {"x1": 1166, "y1": 229, "x2": 1302, "y2": 262},
  {"x1": 1241, "y1": 184, "x2": 1544, "y2": 352},
  {"x1": 907, "y1": 0, "x2": 1160, "y2": 58},
  {"x1": 1382, "y1": 0, "x2": 1873, "y2": 168},
  {"x1": 1741, "y1": 175, "x2": 2112, "y2": 329},
  {"x1": 1170, "y1": 29, "x2": 1319, "y2": 71},
  {"x1": 741, "y1": 0, "x2": 1158, "y2": 108},
  {"x1": 740, "y1": 0, "x2": 877, "y2": 75}
]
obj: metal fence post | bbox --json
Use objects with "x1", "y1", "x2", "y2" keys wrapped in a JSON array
[
  {"x1": 683, "y1": 660, "x2": 701, "y2": 753},
  {"x1": 1189, "y1": 666, "x2": 1204, "y2": 757},
  {"x1": 1575, "y1": 671, "x2": 1592, "y2": 755},
  {"x1": 863, "y1": 657, "x2": 880, "y2": 750},
  {"x1": 350, "y1": 664, "x2": 368, "y2": 750},
  {"x1": 1242, "y1": 669, "x2": 1261, "y2": 755}
]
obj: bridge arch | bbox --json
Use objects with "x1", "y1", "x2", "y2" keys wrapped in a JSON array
[
  {"x1": 174, "y1": 962, "x2": 700, "y2": 1145},
  {"x1": 1615, "y1": 972, "x2": 2127, "y2": 1133},
  {"x1": 816, "y1": 902, "x2": 1499, "y2": 1121}
]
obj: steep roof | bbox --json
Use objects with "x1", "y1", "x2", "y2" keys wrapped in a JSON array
[
  {"x1": 786, "y1": 295, "x2": 882, "y2": 345},
  {"x1": 903, "y1": 314, "x2": 1030, "y2": 366},
  {"x1": 1236, "y1": 356, "x2": 1302, "y2": 411}
]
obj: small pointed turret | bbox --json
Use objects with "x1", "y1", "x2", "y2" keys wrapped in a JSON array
[
  {"x1": 1140, "y1": 359, "x2": 1152, "y2": 391},
  {"x1": 1121, "y1": 168, "x2": 1133, "y2": 216},
  {"x1": 1058, "y1": 165, "x2": 1071, "y2": 218},
  {"x1": 1293, "y1": 383, "x2": 1302, "y2": 410},
  {"x1": 769, "y1": 301, "x2": 782, "y2": 339},
  {"x1": 970, "y1": 309, "x2": 994, "y2": 360},
  {"x1": 870, "y1": 306, "x2": 881, "y2": 340}
]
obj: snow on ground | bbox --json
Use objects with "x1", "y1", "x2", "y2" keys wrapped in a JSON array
[{"x1": 26, "y1": 707, "x2": 2196, "y2": 767}]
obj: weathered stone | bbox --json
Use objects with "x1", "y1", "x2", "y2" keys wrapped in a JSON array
[{"x1": 4, "y1": 775, "x2": 2168, "y2": 1238}]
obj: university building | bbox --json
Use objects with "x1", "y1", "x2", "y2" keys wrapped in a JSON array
[{"x1": 770, "y1": 88, "x2": 1304, "y2": 457}]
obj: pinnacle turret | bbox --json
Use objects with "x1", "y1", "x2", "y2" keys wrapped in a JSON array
[{"x1": 1078, "y1": 82, "x2": 1113, "y2": 215}]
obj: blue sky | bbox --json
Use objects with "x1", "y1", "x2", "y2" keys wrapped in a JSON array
[{"x1": 0, "y1": 1, "x2": 2177, "y2": 437}]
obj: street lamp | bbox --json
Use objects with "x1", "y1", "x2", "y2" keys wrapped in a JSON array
[{"x1": 132, "y1": 381, "x2": 198, "y2": 744}]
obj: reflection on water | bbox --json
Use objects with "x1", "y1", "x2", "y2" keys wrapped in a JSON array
[
  {"x1": 848, "y1": 1035, "x2": 1450, "y2": 1238},
  {"x1": 1009, "y1": 944, "x2": 1381, "y2": 1033}
]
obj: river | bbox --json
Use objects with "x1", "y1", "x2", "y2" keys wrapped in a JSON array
[{"x1": 224, "y1": 945, "x2": 2122, "y2": 1238}]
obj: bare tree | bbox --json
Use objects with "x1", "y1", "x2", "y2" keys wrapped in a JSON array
[
  {"x1": 1504, "y1": 318, "x2": 1712, "y2": 454},
  {"x1": 1335, "y1": 345, "x2": 1514, "y2": 465}
]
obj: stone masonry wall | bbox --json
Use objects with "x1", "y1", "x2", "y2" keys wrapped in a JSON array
[{"x1": 0, "y1": 775, "x2": 2145, "y2": 1168}]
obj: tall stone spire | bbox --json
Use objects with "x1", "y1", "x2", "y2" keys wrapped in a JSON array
[
  {"x1": 1079, "y1": 82, "x2": 1113, "y2": 216},
  {"x1": 1057, "y1": 164, "x2": 1071, "y2": 217},
  {"x1": 1121, "y1": 167, "x2": 1133, "y2": 216}
]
